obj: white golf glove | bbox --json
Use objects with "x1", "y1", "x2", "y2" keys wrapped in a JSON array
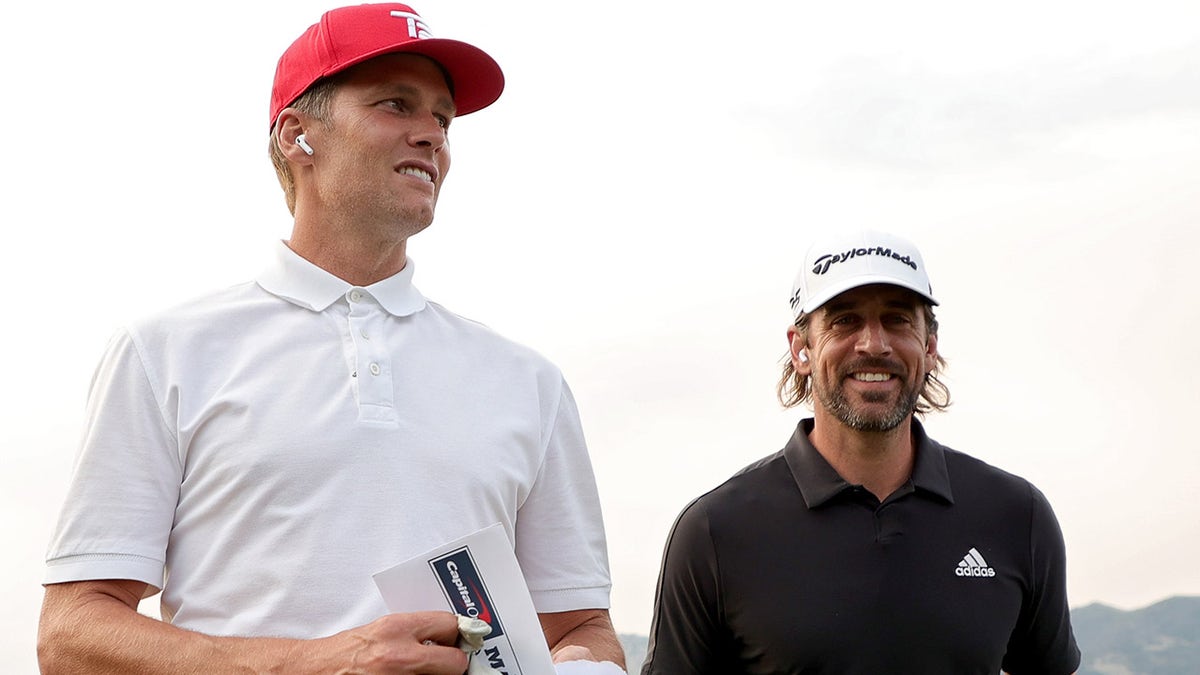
[{"x1": 455, "y1": 615, "x2": 502, "y2": 675}]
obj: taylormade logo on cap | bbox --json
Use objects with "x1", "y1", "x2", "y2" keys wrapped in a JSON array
[
  {"x1": 810, "y1": 246, "x2": 919, "y2": 276},
  {"x1": 789, "y1": 229, "x2": 938, "y2": 318}
]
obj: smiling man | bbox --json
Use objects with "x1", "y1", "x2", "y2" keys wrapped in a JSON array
[
  {"x1": 641, "y1": 230, "x2": 1079, "y2": 674},
  {"x1": 39, "y1": 4, "x2": 623, "y2": 673}
]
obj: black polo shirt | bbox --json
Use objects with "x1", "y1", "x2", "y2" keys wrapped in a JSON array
[{"x1": 641, "y1": 419, "x2": 1080, "y2": 675}]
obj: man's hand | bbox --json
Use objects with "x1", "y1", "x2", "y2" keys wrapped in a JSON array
[
  {"x1": 551, "y1": 645, "x2": 629, "y2": 673},
  {"x1": 316, "y1": 611, "x2": 470, "y2": 674},
  {"x1": 551, "y1": 645, "x2": 597, "y2": 663}
]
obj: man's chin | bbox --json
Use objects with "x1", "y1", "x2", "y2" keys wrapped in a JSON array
[
  {"x1": 388, "y1": 207, "x2": 435, "y2": 238},
  {"x1": 844, "y1": 414, "x2": 908, "y2": 433},
  {"x1": 819, "y1": 392, "x2": 916, "y2": 433}
]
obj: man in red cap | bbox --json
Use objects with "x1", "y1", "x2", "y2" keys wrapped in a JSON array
[{"x1": 38, "y1": 4, "x2": 624, "y2": 673}]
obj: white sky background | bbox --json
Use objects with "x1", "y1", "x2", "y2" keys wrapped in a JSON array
[{"x1": 3, "y1": 0, "x2": 1199, "y2": 668}]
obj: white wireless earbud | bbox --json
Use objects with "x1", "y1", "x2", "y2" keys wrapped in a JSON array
[
  {"x1": 797, "y1": 350, "x2": 809, "y2": 364},
  {"x1": 295, "y1": 134, "x2": 314, "y2": 156}
]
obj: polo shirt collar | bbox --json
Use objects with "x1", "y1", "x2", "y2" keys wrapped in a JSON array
[
  {"x1": 256, "y1": 240, "x2": 427, "y2": 316},
  {"x1": 783, "y1": 417, "x2": 954, "y2": 508}
]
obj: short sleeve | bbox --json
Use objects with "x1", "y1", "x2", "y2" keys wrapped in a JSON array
[
  {"x1": 43, "y1": 329, "x2": 182, "y2": 591},
  {"x1": 1002, "y1": 485, "x2": 1082, "y2": 674},
  {"x1": 641, "y1": 498, "x2": 732, "y2": 675},
  {"x1": 513, "y1": 378, "x2": 612, "y2": 612}
]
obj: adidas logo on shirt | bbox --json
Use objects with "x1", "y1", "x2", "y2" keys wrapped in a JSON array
[{"x1": 955, "y1": 547, "x2": 996, "y2": 578}]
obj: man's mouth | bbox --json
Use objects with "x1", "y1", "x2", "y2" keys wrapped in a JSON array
[
  {"x1": 397, "y1": 166, "x2": 433, "y2": 182},
  {"x1": 851, "y1": 372, "x2": 893, "y2": 382}
]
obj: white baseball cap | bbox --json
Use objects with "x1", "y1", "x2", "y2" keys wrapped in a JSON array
[{"x1": 789, "y1": 229, "x2": 938, "y2": 319}]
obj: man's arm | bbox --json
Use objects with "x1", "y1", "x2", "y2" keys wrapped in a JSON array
[
  {"x1": 1000, "y1": 486, "x2": 1081, "y2": 675},
  {"x1": 38, "y1": 579, "x2": 470, "y2": 674},
  {"x1": 539, "y1": 608, "x2": 625, "y2": 667},
  {"x1": 639, "y1": 498, "x2": 733, "y2": 675}
]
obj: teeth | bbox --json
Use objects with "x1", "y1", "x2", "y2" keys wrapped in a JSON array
[
  {"x1": 853, "y1": 373, "x2": 891, "y2": 382},
  {"x1": 398, "y1": 166, "x2": 432, "y2": 182}
]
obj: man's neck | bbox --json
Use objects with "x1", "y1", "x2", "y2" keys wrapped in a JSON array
[
  {"x1": 808, "y1": 411, "x2": 917, "y2": 502},
  {"x1": 287, "y1": 218, "x2": 409, "y2": 287}
]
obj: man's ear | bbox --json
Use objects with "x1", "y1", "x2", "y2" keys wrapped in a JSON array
[
  {"x1": 924, "y1": 330, "x2": 939, "y2": 373},
  {"x1": 275, "y1": 110, "x2": 314, "y2": 164},
  {"x1": 787, "y1": 325, "x2": 811, "y2": 375}
]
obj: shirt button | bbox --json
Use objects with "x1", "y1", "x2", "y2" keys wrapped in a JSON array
[
  {"x1": 349, "y1": 290, "x2": 363, "y2": 302},
  {"x1": 361, "y1": 330, "x2": 370, "y2": 340},
  {"x1": 369, "y1": 362, "x2": 381, "y2": 376}
]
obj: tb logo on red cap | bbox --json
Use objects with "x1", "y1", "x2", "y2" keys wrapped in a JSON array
[{"x1": 390, "y1": 10, "x2": 432, "y2": 39}]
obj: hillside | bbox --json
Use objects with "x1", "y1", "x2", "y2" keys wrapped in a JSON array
[
  {"x1": 1074, "y1": 596, "x2": 1199, "y2": 674},
  {"x1": 619, "y1": 596, "x2": 1200, "y2": 674}
]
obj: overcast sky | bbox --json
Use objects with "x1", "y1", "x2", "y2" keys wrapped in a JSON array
[{"x1": 4, "y1": 0, "x2": 1200, "y2": 669}]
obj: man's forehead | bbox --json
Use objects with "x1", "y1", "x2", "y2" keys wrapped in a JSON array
[
  {"x1": 819, "y1": 284, "x2": 927, "y2": 312},
  {"x1": 338, "y1": 53, "x2": 456, "y2": 109}
]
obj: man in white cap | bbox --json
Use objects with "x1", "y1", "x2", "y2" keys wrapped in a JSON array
[
  {"x1": 641, "y1": 230, "x2": 1079, "y2": 674},
  {"x1": 39, "y1": 4, "x2": 624, "y2": 673}
]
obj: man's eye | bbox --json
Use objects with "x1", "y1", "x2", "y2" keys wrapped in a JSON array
[{"x1": 435, "y1": 115, "x2": 449, "y2": 129}]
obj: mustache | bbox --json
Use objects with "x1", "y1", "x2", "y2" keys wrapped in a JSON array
[{"x1": 838, "y1": 357, "x2": 905, "y2": 376}]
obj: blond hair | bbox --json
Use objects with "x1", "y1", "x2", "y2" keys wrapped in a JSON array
[{"x1": 267, "y1": 77, "x2": 342, "y2": 215}]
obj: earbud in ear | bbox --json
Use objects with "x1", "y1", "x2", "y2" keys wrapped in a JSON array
[
  {"x1": 295, "y1": 134, "x2": 314, "y2": 156},
  {"x1": 797, "y1": 350, "x2": 809, "y2": 364}
]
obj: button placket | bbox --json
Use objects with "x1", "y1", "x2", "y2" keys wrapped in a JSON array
[
  {"x1": 346, "y1": 289, "x2": 394, "y2": 420},
  {"x1": 347, "y1": 290, "x2": 369, "y2": 379}
]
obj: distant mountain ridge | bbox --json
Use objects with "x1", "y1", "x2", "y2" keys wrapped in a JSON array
[
  {"x1": 618, "y1": 595, "x2": 1199, "y2": 674},
  {"x1": 1073, "y1": 595, "x2": 1199, "y2": 674}
]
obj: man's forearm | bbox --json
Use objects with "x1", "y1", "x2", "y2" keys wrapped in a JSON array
[
  {"x1": 38, "y1": 581, "x2": 467, "y2": 674},
  {"x1": 551, "y1": 623, "x2": 625, "y2": 667},
  {"x1": 540, "y1": 609, "x2": 626, "y2": 669},
  {"x1": 39, "y1": 584, "x2": 309, "y2": 674}
]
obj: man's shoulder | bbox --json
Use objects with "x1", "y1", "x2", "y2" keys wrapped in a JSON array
[
  {"x1": 663, "y1": 450, "x2": 800, "y2": 560},
  {"x1": 116, "y1": 281, "x2": 262, "y2": 340},
  {"x1": 421, "y1": 300, "x2": 563, "y2": 372},
  {"x1": 421, "y1": 299, "x2": 511, "y2": 338},
  {"x1": 128, "y1": 280, "x2": 266, "y2": 329},
  {"x1": 679, "y1": 450, "x2": 791, "y2": 517},
  {"x1": 729, "y1": 448, "x2": 790, "y2": 483},
  {"x1": 934, "y1": 439, "x2": 1045, "y2": 505},
  {"x1": 87, "y1": 281, "x2": 271, "y2": 386}
]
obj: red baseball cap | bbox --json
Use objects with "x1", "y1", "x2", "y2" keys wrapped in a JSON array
[{"x1": 269, "y1": 3, "x2": 504, "y2": 129}]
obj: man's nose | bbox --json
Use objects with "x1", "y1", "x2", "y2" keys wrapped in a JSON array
[
  {"x1": 855, "y1": 319, "x2": 892, "y2": 355},
  {"x1": 409, "y1": 115, "x2": 446, "y2": 149}
]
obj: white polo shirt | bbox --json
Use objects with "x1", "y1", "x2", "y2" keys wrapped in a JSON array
[{"x1": 45, "y1": 241, "x2": 611, "y2": 639}]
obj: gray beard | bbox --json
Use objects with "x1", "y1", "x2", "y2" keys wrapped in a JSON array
[{"x1": 815, "y1": 375, "x2": 922, "y2": 432}]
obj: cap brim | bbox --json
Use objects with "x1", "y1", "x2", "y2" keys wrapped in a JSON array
[
  {"x1": 800, "y1": 275, "x2": 939, "y2": 315},
  {"x1": 329, "y1": 37, "x2": 504, "y2": 116}
]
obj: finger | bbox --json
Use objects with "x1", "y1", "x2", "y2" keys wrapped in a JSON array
[
  {"x1": 416, "y1": 641, "x2": 470, "y2": 674},
  {"x1": 408, "y1": 610, "x2": 465, "y2": 646}
]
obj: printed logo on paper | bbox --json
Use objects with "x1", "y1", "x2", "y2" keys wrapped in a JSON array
[{"x1": 431, "y1": 547, "x2": 506, "y2": 639}]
